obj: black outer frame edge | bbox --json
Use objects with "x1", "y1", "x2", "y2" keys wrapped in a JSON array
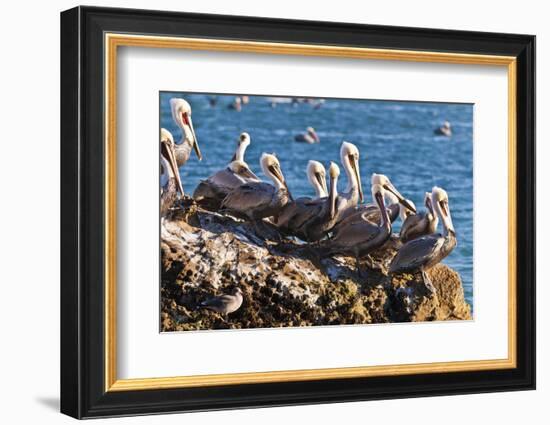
[
  {"x1": 59, "y1": 5, "x2": 536, "y2": 419},
  {"x1": 60, "y1": 6, "x2": 82, "y2": 419}
]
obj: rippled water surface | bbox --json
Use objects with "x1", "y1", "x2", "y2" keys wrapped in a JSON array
[{"x1": 160, "y1": 92, "x2": 474, "y2": 309}]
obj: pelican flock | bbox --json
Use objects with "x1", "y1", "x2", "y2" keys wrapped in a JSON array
[{"x1": 160, "y1": 96, "x2": 460, "y2": 313}]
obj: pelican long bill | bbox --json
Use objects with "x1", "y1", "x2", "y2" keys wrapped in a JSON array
[
  {"x1": 349, "y1": 154, "x2": 363, "y2": 203},
  {"x1": 383, "y1": 182, "x2": 416, "y2": 214},
  {"x1": 187, "y1": 115, "x2": 202, "y2": 160}
]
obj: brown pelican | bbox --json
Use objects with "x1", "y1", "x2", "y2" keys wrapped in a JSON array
[
  {"x1": 278, "y1": 162, "x2": 340, "y2": 242},
  {"x1": 399, "y1": 192, "x2": 438, "y2": 243},
  {"x1": 335, "y1": 174, "x2": 415, "y2": 227},
  {"x1": 220, "y1": 153, "x2": 292, "y2": 222},
  {"x1": 169, "y1": 98, "x2": 202, "y2": 166},
  {"x1": 193, "y1": 133, "x2": 260, "y2": 208},
  {"x1": 200, "y1": 287, "x2": 243, "y2": 315},
  {"x1": 160, "y1": 128, "x2": 184, "y2": 215},
  {"x1": 294, "y1": 127, "x2": 320, "y2": 144},
  {"x1": 324, "y1": 182, "x2": 393, "y2": 274},
  {"x1": 434, "y1": 121, "x2": 452, "y2": 137},
  {"x1": 335, "y1": 141, "x2": 364, "y2": 220},
  {"x1": 389, "y1": 186, "x2": 456, "y2": 292}
]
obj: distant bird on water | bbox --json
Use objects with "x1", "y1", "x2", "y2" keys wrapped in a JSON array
[
  {"x1": 221, "y1": 153, "x2": 293, "y2": 222},
  {"x1": 294, "y1": 127, "x2": 320, "y2": 144},
  {"x1": 193, "y1": 133, "x2": 260, "y2": 208},
  {"x1": 160, "y1": 128, "x2": 184, "y2": 215},
  {"x1": 389, "y1": 186, "x2": 456, "y2": 292},
  {"x1": 399, "y1": 191, "x2": 439, "y2": 243},
  {"x1": 434, "y1": 121, "x2": 452, "y2": 137},
  {"x1": 228, "y1": 97, "x2": 242, "y2": 111},
  {"x1": 200, "y1": 287, "x2": 243, "y2": 315},
  {"x1": 169, "y1": 98, "x2": 202, "y2": 167}
]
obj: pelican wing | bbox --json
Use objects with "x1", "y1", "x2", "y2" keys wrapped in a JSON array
[
  {"x1": 221, "y1": 182, "x2": 274, "y2": 212},
  {"x1": 210, "y1": 168, "x2": 245, "y2": 189},
  {"x1": 389, "y1": 235, "x2": 444, "y2": 273},
  {"x1": 278, "y1": 197, "x2": 325, "y2": 232},
  {"x1": 399, "y1": 212, "x2": 427, "y2": 241},
  {"x1": 332, "y1": 219, "x2": 379, "y2": 247}
]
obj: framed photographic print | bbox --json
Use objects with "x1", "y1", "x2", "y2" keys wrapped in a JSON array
[{"x1": 60, "y1": 6, "x2": 536, "y2": 419}]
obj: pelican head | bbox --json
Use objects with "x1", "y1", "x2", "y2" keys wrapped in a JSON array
[
  {"x1": 307, "y1": 160, "x2": 328, "y2": 198},
  {"x1": 232, "y1": 132, "x2": 251, "y2": 162},
  {"x1": 443, "y1": 121, "x2": 451, "y2": 129},
  {"x1": 228, "y1": 160, "x2": 258, "y2": 181},
  {"x1": 432, "y1": 186, "x2": 454, "y2": 235},
  {"x1": 160, "y1": 128, "x2": 184, "y2": 196},
  {"x1": 239, "y1": 132, "x2": 251, "y2": 148},
  {"x1": 260, "y1": 153, "x2": 292, "y2": 200},
  {"x1": 169, "y1": 98, "x2": 202, "y2": 160},
  {"x1": 340, "y1": 141, "x2": 363, "y2": 203},
  {"x1": 371, "y1": 173, "x2": 416, "y2": 214},
  {"x1": 329, "y1": 161, "x2": 340, "y2": 179},
  {"x1": 307, "y1": 126, "x2": 320, "y2": 143}
]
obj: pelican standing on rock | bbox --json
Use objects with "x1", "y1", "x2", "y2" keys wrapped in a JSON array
[
  {"x1": 389, "y1": 187, "x2": 457, "y2": 292},
  {"x1": 335, "y1": 173, "x2": 416, "y2": 227},
  {"x1": 160, "y1": 128, "x2": 184, "y2": 215},
  {"x1": 278, "y1": 162, "x2": 340, "y2": 242},
  {"x1": 170, "y1": 98, "x2": 202, "y2": 168},
  {"x1": 294, "y1": 127, "x2": 320, "y2": 144},
  {"x1": 193, "y1": 133, "x2": 260, "y2": 208},
  {"x1": 200, "y1": 287, "x2": 243, "y2": 315},
  {"x1": 399, "y1": 192, "x2": 438, "y2": 243},
  {"x1": 324, "y1": 182, "x2": 393, "y2": 275},
  {"x1": 221, "y1": 153, "x2": 293, "y2": 222},
  {"x1": 335, "y1": 142, "x2": 364, "y2": 220}
]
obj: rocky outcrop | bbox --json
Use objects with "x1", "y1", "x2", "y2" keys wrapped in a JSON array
[{"x1": 160, "y1": 202, "x2": 472, "y2": 332}]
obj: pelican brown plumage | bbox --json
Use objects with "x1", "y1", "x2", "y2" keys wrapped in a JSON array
[
  {"x1": 170, "y1": 98, "x2": 202, "y2": 167},
  {"x1": 193, "y1": 132, "x2": 260, "y2": 208},
  {"x1": 399, "y1": 192, "x2": 439, "y2": 243},
  {"x1": 323, "y1": 182, "x2": 393, "y2": 274},
  {"x1": 278, "y1": 161, "x2": 340, "y2": 242},
  {"x1": 220, "y1": 153, "x2": 292, "y2": 222},
  {"x1": 160, "y1": 128, "x2": 184, "y2": 215},
  {"x1": 389, "y1": 186, "x2": 456, "y2": 292}
]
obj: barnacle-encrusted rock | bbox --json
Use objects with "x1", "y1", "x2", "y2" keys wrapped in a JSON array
[{"x1": 160, "y1": 206, "x2": 472, "y2": 332}]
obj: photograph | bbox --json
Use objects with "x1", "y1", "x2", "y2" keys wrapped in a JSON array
[{"x1": 159, "y1": 92, "x2": 473, "y2": 332}]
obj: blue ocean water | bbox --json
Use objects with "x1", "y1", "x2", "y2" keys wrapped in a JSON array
[{"x1": 160, "y1": 92, "x2": 474, "y2": 309}]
